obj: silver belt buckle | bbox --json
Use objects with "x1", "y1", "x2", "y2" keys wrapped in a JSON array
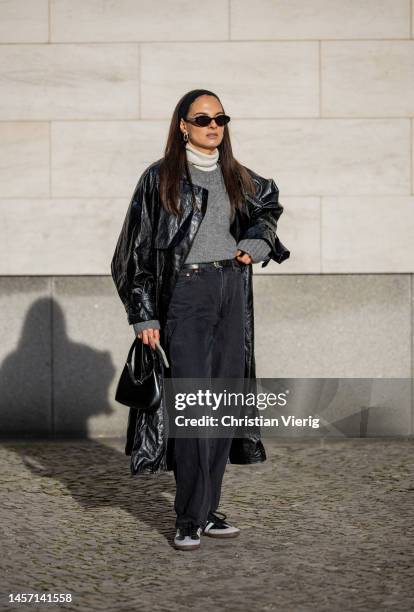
[{"x1": 213, "y1": 260, "x2": 222, "y2": 268}]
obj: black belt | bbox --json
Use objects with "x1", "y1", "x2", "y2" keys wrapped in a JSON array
[{"x1": 181, "y1": 258, "x2": 241, "y2": 270}]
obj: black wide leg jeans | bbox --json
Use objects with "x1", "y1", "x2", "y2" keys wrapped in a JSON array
[{"x1": 164, "y1": 259, "x2": 246, "y2": 529}]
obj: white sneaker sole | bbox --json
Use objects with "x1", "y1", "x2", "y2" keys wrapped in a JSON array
[{"x1": 203, "y1": 529, "x2": 240, "y2": 539}]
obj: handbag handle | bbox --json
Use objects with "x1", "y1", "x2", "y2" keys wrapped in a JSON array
[{"x1": 126, "y1": 338, "x2": 156, "y2": 385}]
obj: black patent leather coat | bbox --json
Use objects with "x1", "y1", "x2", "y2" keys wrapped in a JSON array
[{"x1": 111, "y1": 158, "x2": 290, "y2": 475}]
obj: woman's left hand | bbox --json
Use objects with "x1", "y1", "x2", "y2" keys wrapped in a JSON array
[{"x1": 235, "y1": 249, "x2": 252, "y2": 264}]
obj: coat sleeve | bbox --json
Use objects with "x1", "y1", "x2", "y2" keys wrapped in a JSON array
[
  {"x1": 111, "y1": 169, "x2": 158, "y2": 325},
  {"x1": 240, "y1": 175, "x2": 290, "y2": 268}
]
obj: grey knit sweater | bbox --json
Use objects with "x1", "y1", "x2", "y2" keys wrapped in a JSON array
[{"x1": 132, "y1": 159, "x2": 271, "y2": 334}]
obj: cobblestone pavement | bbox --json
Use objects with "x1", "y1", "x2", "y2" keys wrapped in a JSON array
[{"x1": 0, "y1": 437, "x2": 413, "y2": 612}]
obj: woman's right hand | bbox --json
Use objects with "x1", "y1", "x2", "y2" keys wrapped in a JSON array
[{"x1": 137, "y1": 328, "x2": 160, "y2": 351}]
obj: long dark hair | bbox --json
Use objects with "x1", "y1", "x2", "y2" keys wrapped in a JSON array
[{"x1": 159, "y1": 89, "x2": 256, "y2": 219}]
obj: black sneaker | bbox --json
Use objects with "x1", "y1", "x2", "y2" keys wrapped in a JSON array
[
  {"x1": 203, "y1": 511, "x2": 240, "y2": 538},
  {"x1": 174, "y1": 523, "x2": 202, "y2": 550}
]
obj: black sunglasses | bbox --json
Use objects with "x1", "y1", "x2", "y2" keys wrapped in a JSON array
[{"x1": 184, "y1": 114, "x2": 231, "y2": 128}]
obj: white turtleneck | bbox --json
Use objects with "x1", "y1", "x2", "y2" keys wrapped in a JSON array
[{"x1": 185, "y1": 141, "x2": 219, "y2": 171}]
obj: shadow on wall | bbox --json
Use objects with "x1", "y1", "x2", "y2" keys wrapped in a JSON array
[
  {"x1": 0, "y1": 299, "x2": 179, "y2": 545},
  {"x1": 0, "y1": 297, "x2": 116, "y2": 438}
]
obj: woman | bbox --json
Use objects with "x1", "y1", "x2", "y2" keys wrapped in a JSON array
[{"x1": 111, "y1": 89, "x2": 290, "y2": 551}]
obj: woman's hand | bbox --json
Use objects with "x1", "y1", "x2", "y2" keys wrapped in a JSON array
[
  {"x1": 235, "y1": 249, "x2": 252, "y2": 264},
  {"x1": 137, "y1": 328, "x2": 160, "y2": 351}
]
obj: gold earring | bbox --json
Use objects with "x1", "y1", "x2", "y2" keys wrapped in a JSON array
[{"x1": 183, "y1": 132, "x2": 189, "y2": 142}]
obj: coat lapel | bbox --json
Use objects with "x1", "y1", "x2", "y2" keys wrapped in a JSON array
[{"x1": 153, "y1": 180, "x2": 202, "y2": 249}]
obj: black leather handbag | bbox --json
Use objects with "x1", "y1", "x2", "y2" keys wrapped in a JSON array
[{"x1": 115, "y1": 338, "x2": 162, "y2": 412}]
